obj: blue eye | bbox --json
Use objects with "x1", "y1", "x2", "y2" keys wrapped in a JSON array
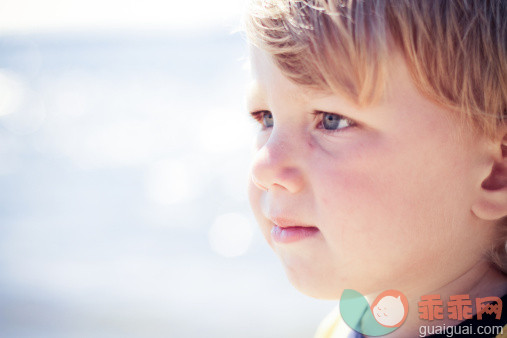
[
  {"x1": 262, "y1": 111, "x2": 274, "y2": 128},
  {"x1": 250, "y1": 110, "x2": 273, "y2": 128},
  {"x1": 319, "y1": 112, "x2": 354, "y2": 131}
]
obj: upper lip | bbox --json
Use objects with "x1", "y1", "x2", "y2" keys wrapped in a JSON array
[{"x1": 268, "y1": 216, "x2": 315, "y2": 228}]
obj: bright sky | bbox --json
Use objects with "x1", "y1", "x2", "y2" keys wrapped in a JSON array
[{"x1": 0, "y1": 0, "x2": 247, "y2": 33}]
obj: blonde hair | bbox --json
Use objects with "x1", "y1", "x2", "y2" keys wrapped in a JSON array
[{"x1": 245, "y1": 0, "x2": 507, "y2": 273}]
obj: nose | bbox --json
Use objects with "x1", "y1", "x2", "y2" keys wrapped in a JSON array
[{"x1": 250, "y1": 129, "x2": 304, "y2": 194}]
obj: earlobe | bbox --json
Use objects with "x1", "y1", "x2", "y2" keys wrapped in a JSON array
[{"x1": 471, "y1": 133, "x2": 507, "y2": 221}]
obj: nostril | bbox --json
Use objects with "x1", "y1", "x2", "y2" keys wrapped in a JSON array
[{"x1": 251, "y1": 175, "x2": 269, "y2": 191}]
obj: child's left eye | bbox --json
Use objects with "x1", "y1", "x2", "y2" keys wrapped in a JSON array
[{"x1": 315, "y1": 111, "x2": 355, "y2": 131}]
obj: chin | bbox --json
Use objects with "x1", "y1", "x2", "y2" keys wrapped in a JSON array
[
  {"x1": 278, "y1": 252, "x2": 343, "y2": 300},
  {"x1": 285, "y1": 268, "x2": 343, "y2": 299}
]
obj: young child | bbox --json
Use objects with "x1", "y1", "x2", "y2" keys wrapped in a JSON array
[{"x1": 244, "y1": 0, "x2": 507, "y2": 337}]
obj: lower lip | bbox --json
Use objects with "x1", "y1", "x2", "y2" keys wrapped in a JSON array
[{"x1": 271, "y1": 225, "x2": 319, "y2": 243}]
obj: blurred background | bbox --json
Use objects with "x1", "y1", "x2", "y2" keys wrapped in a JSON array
[{"x1": 0, "y1": 1, "x2": 336, "y2": 337}]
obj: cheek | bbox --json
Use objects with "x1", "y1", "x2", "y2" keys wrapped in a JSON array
[
  {"x1": 313, "y1": 160, "x2": 405, "y2": 263},
  {"x1": 310, "y1": 140, "x2": 470, "y2": 275}
]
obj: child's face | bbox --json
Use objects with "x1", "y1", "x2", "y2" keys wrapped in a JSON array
[{"x1": 247, "y1": 48, "x2": 495, "y2": 299}]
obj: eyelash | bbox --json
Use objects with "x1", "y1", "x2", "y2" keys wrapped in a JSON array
[
  {"x1": 249, "y1": 110, "x2": 271, "y2": 128},
  {"x1": 313, "y1": 110, "x2": 356, "y2": 133},
  {"x1": 249, "y1": 110, "x2": 356, "y2": 133},
  {"x1": 249, "y1": 110, "x2": 265, "y2": 121}
]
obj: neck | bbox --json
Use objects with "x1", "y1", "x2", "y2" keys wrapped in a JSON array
[{"x1": 365, "y1": 260, "x2": 507, "y2": 338}]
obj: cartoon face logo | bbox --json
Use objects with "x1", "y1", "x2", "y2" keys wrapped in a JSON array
[
  {"x1": 340, "y1": 289, "x2": 408, "y2": 336},
  {"x1": 371, "y1": 290, "x2": 409, "y2": 327}
]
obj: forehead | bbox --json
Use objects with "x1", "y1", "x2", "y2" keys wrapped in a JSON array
[{"x1": 248, "y1": 47, "x2": 328, "y2": 107}]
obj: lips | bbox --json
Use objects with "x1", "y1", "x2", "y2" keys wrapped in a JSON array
[
  {"x1": 269, "y1": 216, "x2": 314, "y2": 228},
  {"x1": 268, "y1": 216, "x2": 320, "y2": 243}
]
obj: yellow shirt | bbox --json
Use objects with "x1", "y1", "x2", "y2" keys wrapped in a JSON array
[{"x1": 314, "y1": 305, "x2": 348, "y2": 338}]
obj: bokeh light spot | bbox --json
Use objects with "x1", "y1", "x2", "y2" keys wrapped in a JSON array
[{"x1": 208, "y1": 212, "x2": 253, "y2": 257}]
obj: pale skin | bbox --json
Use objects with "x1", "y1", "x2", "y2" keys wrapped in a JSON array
[{"x1": 247, "y1": 48, "x2": 507, "y2": 337}]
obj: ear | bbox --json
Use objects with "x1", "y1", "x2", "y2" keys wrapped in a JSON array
[{"x1": 471, "y1": 129, "x2": 507, "y2": 221}]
